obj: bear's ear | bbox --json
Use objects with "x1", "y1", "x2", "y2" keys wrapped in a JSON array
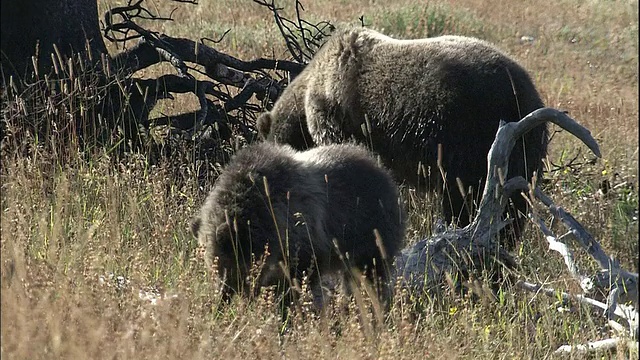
[
  {"x1": 190, "y1": 217, "x2": 202, "y2": 238},
  {"x1": 256, "y1": 113, "x2": 273, "y2": 139}
]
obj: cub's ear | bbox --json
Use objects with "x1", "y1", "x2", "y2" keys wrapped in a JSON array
[
  {"x1": 256, "y1": 112, "x2": 273, "y2": 139},
  {"x1": 190, "y1": 217, "x2": 202, "y2": 238}
]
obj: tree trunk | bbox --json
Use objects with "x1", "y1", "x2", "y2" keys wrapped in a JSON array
[{"x1": 1, "y1": 0, "x2": 107, "y2": 82}]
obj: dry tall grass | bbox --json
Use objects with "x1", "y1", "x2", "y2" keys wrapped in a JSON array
[{"x1": 2, "y1": 0, "x2": 638, "y2": 359}]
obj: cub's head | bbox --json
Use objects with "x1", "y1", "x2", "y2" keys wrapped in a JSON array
[{"x1": 191, "y1": 205, "x2": 252, "y2": 299}]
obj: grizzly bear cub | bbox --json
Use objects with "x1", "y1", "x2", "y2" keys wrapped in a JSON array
[
  {"x1": 257, "y1": 27, "x2": 548, "y2": 248},
  {"x1": 191, "y1": 142, "x2": 406, "y2": 306}
]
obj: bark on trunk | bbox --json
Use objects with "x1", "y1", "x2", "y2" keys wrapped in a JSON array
[{"x1": 1, "y1": 0, "x2": 107, "y2": 82}]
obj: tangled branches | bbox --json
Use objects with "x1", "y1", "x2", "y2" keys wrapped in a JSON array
[
  {"x1": 395, "y1": 108, "x2": 637, "y2": 354},
  {"x1": 98, "y1": 0, "x2": 333, "y2": 150}
]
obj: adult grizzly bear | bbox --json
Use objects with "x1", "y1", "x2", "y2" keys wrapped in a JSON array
[
  {"x1": 191, "y1": 142, "x2": 405, "y2": 306},
  {"x1": 257, "y1": 27, "x2": 548, "y2": 247}
]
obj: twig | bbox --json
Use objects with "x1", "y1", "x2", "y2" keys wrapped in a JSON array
[
  {"x1": 554, "y1": 338, "x2": 635, "y2": 354},
  {"x1": 201, "y1": 29, "x2": 231, "y2": 45},
  {"x1": 517, "y1": 281, "x2": 629, "y2": 320},
  {"x1": 528, "y1": 211, "x2": 593, "y2": 292},
  {"x1": 252, "y1": 0, "x2": 333, "y2": 63},
  {"x1": 531, "y1": 185, "x2": 638, "y2": 306}
]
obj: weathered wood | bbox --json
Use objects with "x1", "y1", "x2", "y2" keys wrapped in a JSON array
[
  {"x1": 1, "y1": 0, "x2": 107, "y2": 82},
  {"x1": 394, "y1": 108, "x2": 602, "y2": 297},
  {"x1": 394, "y1": 108, "x2": 639, "y2": 352}
]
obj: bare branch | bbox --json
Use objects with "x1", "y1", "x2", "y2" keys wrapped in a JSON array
[
  {"x1": 469, "y1": 108, "x2": 601, "y2": 244},
  {"x1": 518, "y1": 281, "x2": 621, "y2": 316},
  {"x1": 607, "y1": 288, "x2": 620, "y2": 320},
  {"x1": 100, "y1": 0, "x2": 333, "y2": 149},
  {"x1": 529, "y1": 185, "x2": 639, "y2": 306},
  {"x1": 102, "y1": 0, "x2": 179, "y2": 45},
  {"x1": 554, "y1": 338, "x2": 635, "y2": 354},
  {"x1": 516, "y1": 159, "x2": 639, "y2": 345},
  {"x1": 113, "y1": 35, "x2": 303, "y2": 79},
  {"x1": 194, "y1": 77, "x2": 208, "y2": 130},
  {"x1": 528, "y1": 211, "x2": 593, "y2": 292},
  {"x1": 252, "y1": 0, "x2": 334, "y2": 63},
  {"x1": 395, "y1": 108, "x2": 613, "y2": 308},
  {"x1": 155, "y1": 46, "x2": 188, "y2": 77},
  {"x1": 517, "y1": 280, "x2": 638, "y2": 342},
  {"x1": 201, "y1": 29, "x2": 231, "y2": 45}
]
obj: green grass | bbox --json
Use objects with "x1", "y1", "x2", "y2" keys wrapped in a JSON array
[{"x1": 2, "y1": 0, "x2": 638, "y2": 358}]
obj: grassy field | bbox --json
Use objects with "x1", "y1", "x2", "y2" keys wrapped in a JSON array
[{"x1": 2, "y1": 0, "x2": 638, "y2": 358}]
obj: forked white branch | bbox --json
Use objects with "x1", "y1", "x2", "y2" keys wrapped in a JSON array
[
  {"x1": 394, "y1": 108, "x2": 638, "y2": 354},
  {"x1": 519, "y1": 185, "x2": 638, "y2": 353}
]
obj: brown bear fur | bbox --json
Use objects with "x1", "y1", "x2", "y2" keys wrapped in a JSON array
[
  {"x1": 257, "y1": 27, "x2": 548, "y2": 248},
  {"x1": 191, "y1": 142, "x2": 406, "y2": 305}
]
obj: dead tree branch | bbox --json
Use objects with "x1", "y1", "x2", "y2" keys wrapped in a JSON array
[
  {"x1": 394, "y1": 108, "x2": 603, "y2": 298},
  {"x1": 100, "y1": 0, "x2": 328, "y2": 148},
  {"x1": 518, "y1": 281, "x2": 638, "y2": 354},
  {"x1": 519, "y1": 187, "x2": 639, "y2": 350},
  {"x1": 554, "y1": 338, "x2": 637, "y2": 355},
  {"x1": 252, "y1": 0, "x2": 334, "y2": 64},
  {"x1": 112, "y1": 35, "x2": 304, "y2": 79},
  {"x1": 497, "y1": 114, "x2": 637, "y2": 353},
  {"x1": 394, "y1": 107, "x2": 638, "y2": 352}
]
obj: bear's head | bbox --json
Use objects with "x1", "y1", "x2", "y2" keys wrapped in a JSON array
[{"x1": 256, "y1": 109, "x2": 315, "y2": 151}]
